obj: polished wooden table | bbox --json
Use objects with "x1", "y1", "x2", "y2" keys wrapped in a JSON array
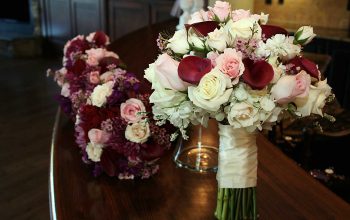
[{"x1": 49, "y1": 19, "x2": 350, "y2": 220}]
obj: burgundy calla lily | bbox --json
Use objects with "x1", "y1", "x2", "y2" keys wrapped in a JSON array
[
  {"x1": 185, "y1": 21, "x2": 220, "y2": 37},
  {"x1": 178, "y1": 56, "x2": 212, "y2": 85},
  {"x1": 288, "y1": 56, "x2": 320, "y2": 79},
  {"x1": 242, "y1": 59, "x2": 274, "y2": 90},
  {"x1": 261, "y1": 25, "x2": 288, "y2": 40}
]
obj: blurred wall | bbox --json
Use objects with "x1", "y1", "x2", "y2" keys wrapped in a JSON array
[
  {"x1": 208, "y1": 0, "x2": 254, "y2": 10},
  {"x1": 254, "y1": 0, "x2": 350, "y2": 30}
]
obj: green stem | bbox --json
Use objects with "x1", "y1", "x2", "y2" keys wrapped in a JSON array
[
  {"x1": 247, "y1": 188, "x2": 252, "y2": 219},
  {"x1": 215, "y1": 188, "x2": 224, "y2": 219},
  {"x1": 253, "y1": 188, "x2": 257, "y2": 220},
  {"x1": 230, "y1": 189, "x2": 235, "y2": 220},
  {"x1": 234, "y1": 189, "x2": 242, "y2": 220},
  {"x1": 221, "y1": 188, "x2": 229, "y2": 220},
  {"x1": 242, "y1": 189, "x2": 247, "y2": 219}
]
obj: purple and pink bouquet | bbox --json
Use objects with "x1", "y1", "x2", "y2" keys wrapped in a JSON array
[
  {"x1": 49, "y1": 31, "x2": 128, "y2": 118},
  {"x1": 145, "y1": 1, "x2": 333, "y2": 219},
  {"x1": 75, "y1": 93, "x2": 171, "y2": 179},
  {"x1": 49, "y1": 32, "x2": 172, "y2": 179}
]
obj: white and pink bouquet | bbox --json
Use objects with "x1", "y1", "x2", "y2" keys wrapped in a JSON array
[{"x1": 145, "y1": 1, "x2": 332, "y2": 219}]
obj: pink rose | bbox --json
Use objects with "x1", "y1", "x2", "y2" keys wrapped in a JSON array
[
  {"x1": 271, "y1": 70, "x2": 311, "y2": 104},
  {"x1": 121, "y1": 98, "x2": 146, "y2": 123},
  {"x1": 188, "y1": 10, "x2": 209, "y2": 24},
  {"x1": 89, "y1": 71, "x2": 100, "y2": 84},
  {"x1": 232, "y1": 9, "x2": 251, "y2": 22},
  {"x1": 209, "y1": 1, "x2": 231, "y2": 21},
  {"x1": 154, "y1": 53, "x2": 190, "y2": 91},
  {"x1": 88, "y1": 128, "x2": 110, "y2": 144},
  {"x1": 215, "y1": 48, "x2": 245, "y2": 84},
  {"x1": 85, "y1": 48, "x2": 119, "y2": 66}
]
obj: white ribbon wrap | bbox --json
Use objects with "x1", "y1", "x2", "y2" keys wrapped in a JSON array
[{"x1": 216, "y1": 124, "x2": 258, "y2": 188}]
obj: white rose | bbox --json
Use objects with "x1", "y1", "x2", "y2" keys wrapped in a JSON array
[
  {"x1": 125, "y1": 121, "x2": 151, "y2": 144},
  {"x1": 61, "y1": 83, "x2": 70, "y2": 97},
  {"x1": 166, "y1": 29, "x2": 190, "y2": 54},
  {"x1": 188, "y1": 29, "x2": 206, "y2": 51},
  {"x1": 90, "y1": 81, "x2": 114, "y2": 107},
  {"x1": 188, "y1": 68, "x2": 232, "y2": 112},
  {"x1": 206, "y1": 28, "x2": 229, "y2": 52},
  {"x1": 294, "y1": 26, "x2": 316, "y2": 45},
  {"x1": 86, "y1": 142, "x2": 103, "y2": 162},
  {"x1": 225, "y1": 18, "x2": 262, "y2": 40},
  {"x1": 295, "y1": 79, "x2": 332, "y2": 116},
  {"x1": 227, "y1": 102, "x2": 259, "y2": 128}
]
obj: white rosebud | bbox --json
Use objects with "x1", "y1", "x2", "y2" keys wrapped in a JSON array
[
  {"x1": 188, "y1": 29, "x2": 206, "y2": 51},
  {"x1": 225, "y1": 18, "x2": 262, "y2": 40},
  {"x1": 86, "y1": 142, "x2": 103, "y2": 162},
  {"x1": 294, "y1": 26, "x2": 316, "y2": 45},
  {"x1": 90, "y1": 81, "x2": 114, "y2": 107},
  {"x1": 125, "y1": 121, "x2": 151, "y2": 144},
  {"x1": 166, "y1": 29, "x2": 190, "y2": 54}
]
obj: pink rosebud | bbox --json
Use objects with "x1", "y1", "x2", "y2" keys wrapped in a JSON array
[
  {"x1": 271, "y1": 70, "x2": 311, "y2": 104},
  {"x1": 120, "y1": 98, "x2": 146, "y2": 123},
  {"x1": 154, "y1": 53, "x2": 190, "y2": 91},
  {"x1": 215, "y1": 48, "x2": 245, "y2": 85},
  {"x1": 231, "y1": 9, "x2": 251, "y2": 22},
  {"x1": 89, "y1": 71, "x2": 100, "y2": 84},
  {"x1": 85, "y1": 48, "x2": 119, "y2": 66},
  {"x1": 88, "y1": 128, "x2": 110, "y2": 144},
  {"x1": 210, "y1": 1, "x2": 231, "y2": 21}
]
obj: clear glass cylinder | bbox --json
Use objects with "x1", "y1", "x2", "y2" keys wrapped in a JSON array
[{"x1": 173, "y1": 119, "x2": 219, "y2": 172}]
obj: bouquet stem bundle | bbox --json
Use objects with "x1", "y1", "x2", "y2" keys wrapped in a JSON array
[{"x1": 215, "y1": 188, "x2": 257, "y2": 220}]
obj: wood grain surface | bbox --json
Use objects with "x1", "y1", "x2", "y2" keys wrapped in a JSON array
[{"x1": 50, "y1": 19, "x2": 350, "y2": 220}]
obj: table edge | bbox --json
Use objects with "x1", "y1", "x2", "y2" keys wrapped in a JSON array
[{"x1": 49, "y1": 108, "x2": 61, "y2": 220}]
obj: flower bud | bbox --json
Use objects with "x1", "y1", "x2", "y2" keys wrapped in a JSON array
[{"x1": 294, "y1": 26, "x2": 316, "y2": 45}]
